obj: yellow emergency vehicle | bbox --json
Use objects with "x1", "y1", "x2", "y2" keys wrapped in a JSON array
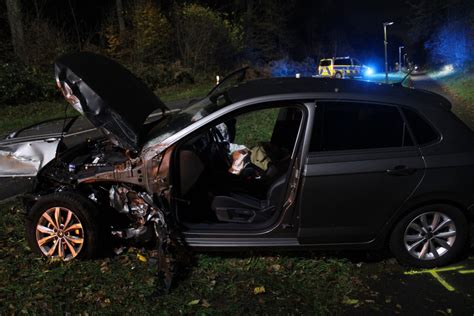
[{"x1": 318, "y1": 57, "x2": 365, "y2": 78}]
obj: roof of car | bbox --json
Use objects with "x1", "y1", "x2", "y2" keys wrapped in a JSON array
[{"x1": 225, "y1": 77, "x2": 452, "y2": 110}]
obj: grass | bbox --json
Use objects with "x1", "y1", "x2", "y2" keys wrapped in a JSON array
[
  {"x1": 234, "y1": 108, "x2": 279, "y2": 148},
  {"x1": 436, "y1": 71, "x2": 474, "y2": 129},
  {"x1": 439, "y1": 73, "x2": 474, "y2": 102},
  {"x1": 0, "y1": 202, "x2": 356, "y2": 314},
  {"x1": 0, "y1": 101, "x2": 71, "y2": 136},
  {"x1": 157, "y1": 81, "x2": 214, "y2": 102}
]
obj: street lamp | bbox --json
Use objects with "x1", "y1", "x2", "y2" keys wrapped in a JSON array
[
  {"x1": 403, "y1": 53, "x2": 407, "y2": 68},
  {"x1": 383, "y1": 21, "x2": 394, "y2": 83},
  {"x1": 398, "y1": 46, "x2": 404, "y2": 72}
]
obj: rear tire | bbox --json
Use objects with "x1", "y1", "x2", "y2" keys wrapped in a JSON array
[
  {"x1": 26, "y1": 192, "x2": 104, "y2": 261},
  {"x1": 389, "y1": 204, "x2": 468, "y2": 268},
  {"x1": 334, "y1": 72, "x2": 343, "y2": 79}
]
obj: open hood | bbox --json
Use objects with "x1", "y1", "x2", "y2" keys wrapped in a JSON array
[{"x1": 54, "y1": 52, "x2": 168, "y2": 151}]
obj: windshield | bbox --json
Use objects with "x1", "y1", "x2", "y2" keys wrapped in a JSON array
[
  {"x1": 320, "y1": 60, "x2": 331, "y2": 66},
  {"x1": 334, "y1": 58, "x2": 351, "y2": 66},
  {"x1": 144, "y1": 96, "x2": 223, "y2": 147}
]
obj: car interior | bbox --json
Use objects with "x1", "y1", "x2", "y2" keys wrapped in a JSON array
[{"x1": 172, "y1": 103, "x2": 304, "y2": 227}]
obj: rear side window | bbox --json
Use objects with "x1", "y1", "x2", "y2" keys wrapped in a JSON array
[
  {"x1": 310, "y1": 102, "x2": 413, "y2": 152},
  {"x1": 320, "y1": 60, "x2": 331, "y2": 66},
  {"x1": 402, "y1": 108, "x2": 439, "y2": 145},
  {"x1": 334, "y1": 58, "x2": 351, "y2": 66}
]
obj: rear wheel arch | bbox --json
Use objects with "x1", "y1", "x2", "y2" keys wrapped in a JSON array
[
  {"x1": 388, "y1": 202, "x2": 469, "y2": 267},
  {"x1": 383, "y1": 196, "x2": 470, "y2": 245}
]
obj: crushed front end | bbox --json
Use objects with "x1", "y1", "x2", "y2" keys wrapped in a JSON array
[{"x1": 22, "y1": 52, "x2": 181, "y2": 293}]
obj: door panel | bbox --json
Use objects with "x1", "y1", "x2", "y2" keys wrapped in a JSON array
[{"x1": 298, "y1": 147, "x2": 424, "y2": 244}]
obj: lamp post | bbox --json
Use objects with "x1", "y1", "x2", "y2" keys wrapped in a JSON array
[
  {"x1": 398, "y1": 46, "x2": 404, "y2": 72},
  {"x1": 403, "y1": 53, "x2": 407, "y2": 68},
  {"x1": 383, "y1": 21, "x2": 394, "y2": 83}
]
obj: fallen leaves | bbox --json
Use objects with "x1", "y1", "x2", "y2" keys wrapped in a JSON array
[
  {"x1": 136, "y1": 253, "x2": 147, "y2": 263},
  {"x1": 186, "y1": 298, "x2": 211, "y2": 308},
  {"x1": 268, "y1": 264, "x2": 282, "y2": 272},
  {"x1": 342, "y1": 298, "x2": 359, "y2": 305},
  {"x1": 187, "y1": 299, "x2": 200, "y2": 306},
  {"x1": 253, "y1": 286, "x2": 266, "y2": 295},
  {"x1": 100, "y1": 261, "x2": 109, "y2": 273}
]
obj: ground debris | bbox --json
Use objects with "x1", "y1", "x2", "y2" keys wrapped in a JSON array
[
  {"x1": 136, "y1": 253, "x2": 147, "y2": 262},
  {"x1": 151, "y1": 213, "x2": 192, "y2": 295},
  {"x1": 342, "y1": 297, "x2": 359, "y2": 305},
  {"x1": 253, "y1": 286, "x2": 266, "y2": 295},
  {"x1": 187, "y1": 299, "x2": 200, "y2": 306}
]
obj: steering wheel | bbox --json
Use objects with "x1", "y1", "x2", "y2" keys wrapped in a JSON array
[{"x1": 210, "y1": 127, "x2": 232, "y2": 168}]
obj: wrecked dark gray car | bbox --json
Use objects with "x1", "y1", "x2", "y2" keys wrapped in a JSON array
[{"x1": 2, "y1": 52, "x2": 474, "y2": 273}]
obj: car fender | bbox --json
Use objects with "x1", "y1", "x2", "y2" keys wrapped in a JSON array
[{"x1": 377, "y1": 190, "x2": 472, "y2": 244}]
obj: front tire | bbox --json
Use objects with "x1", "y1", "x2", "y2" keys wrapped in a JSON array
[
  {"x1": 334, "y1": 72, "x2": 343, "y2": 79},
  {"x1": 26, "y1": 192, "x2": 103, "y2": 261},
  {"x1": 389, "y1": 204, "x2": 468, "y2": 268}
]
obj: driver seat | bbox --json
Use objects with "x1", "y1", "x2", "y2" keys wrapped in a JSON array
[{"x1": 211, "y1": 174, "x2": 287, "y2": 223}]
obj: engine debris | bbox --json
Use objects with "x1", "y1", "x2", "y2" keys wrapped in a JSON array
[{"x1": 108, "y1": 184, "x2": 179, "y2": 293}]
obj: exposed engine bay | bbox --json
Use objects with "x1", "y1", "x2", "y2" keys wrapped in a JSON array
[
  {"x1": 39, "y1": 139, "x2": 138, "y2": 184},
  {"x1": 27, "y1": 137, "x2": 178, "y2": 292},
  {"x1": 35, "y1": 137, "x2": 167, "y2": 230}
]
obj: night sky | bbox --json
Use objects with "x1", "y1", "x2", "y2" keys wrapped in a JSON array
[
  {"x1": 287, "y1": 0, "x2": 413, "y2": 68},
  {"x1": 336, "y1": 0, "x2": 412, "y2": 69}
]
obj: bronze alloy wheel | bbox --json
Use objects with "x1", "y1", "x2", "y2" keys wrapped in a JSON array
[{"x1": 35, "y1": 207, "x2": 84, "y2": 261}]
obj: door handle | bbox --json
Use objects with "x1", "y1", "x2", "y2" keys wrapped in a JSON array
[{"x1": 386, "y1": 165, "x2": 417, "y2": 176}]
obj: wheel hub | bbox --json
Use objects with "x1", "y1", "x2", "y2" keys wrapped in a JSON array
[
  {"x1": 35, "y1": 207, "x2": 84, "y2": 261},
  {"x1": 403, "y1": 211, "x2": 456, "y2": 261}
]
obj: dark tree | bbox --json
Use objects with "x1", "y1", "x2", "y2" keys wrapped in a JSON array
[
  {"x1": 116, "y1": 0, "x2": 126, "y2": 34},
  {"x1": 5, "y1": 0, "x2": 25, "y2": 61}
]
